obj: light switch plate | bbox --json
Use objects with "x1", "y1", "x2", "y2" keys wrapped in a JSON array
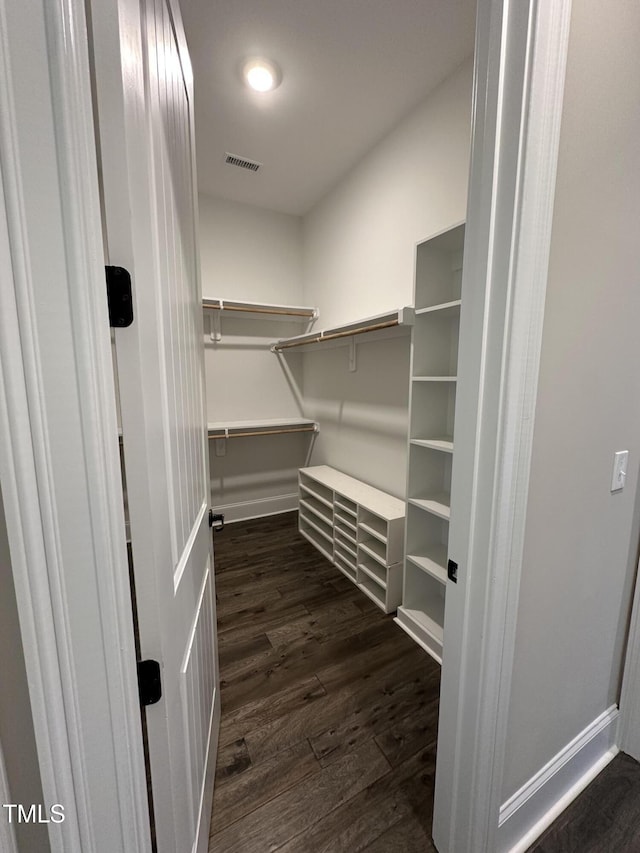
[{"x1": 611, "y1": 450, "x2": 629, "y2": 492}]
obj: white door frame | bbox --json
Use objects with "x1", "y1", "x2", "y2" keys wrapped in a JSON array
[
  {"x1": 0, "y1": 1, "x2": 575, "y2": 852},
  {"x1": 0, "y1": 0, "x2": 150, "y2": 851},
  {"x1": 434, "y1": 0, "x2": 572, "y2": 850}
]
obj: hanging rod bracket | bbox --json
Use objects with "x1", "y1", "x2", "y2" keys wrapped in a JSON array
[
  {"x1": 348, "y1": 337, "x2": 357, "y2": 372},
  {"x1": 210, "y1": 309, "x2": 221, "y2": 342}
]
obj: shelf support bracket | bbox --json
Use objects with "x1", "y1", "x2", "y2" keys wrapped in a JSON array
[
  {"x1": 348, "y1": 337, "x2": 357, "y2": 372},
  {"x1": 209, "y1": 310, "x2": 221, "y2": 343}
]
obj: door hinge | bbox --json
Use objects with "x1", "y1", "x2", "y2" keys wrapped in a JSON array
[
  {"x1": 447, "y1": 559, "x2": 458, "y2": 583},
  {"x1": 105, "y1": 265, "x2": 134, "y2": 328},
  {"x1": 209, "y1": 509, "x2": 225, "y2": 532},
  {"x1": 137, "y1": 659, "x2": 162, "y2": 707}
]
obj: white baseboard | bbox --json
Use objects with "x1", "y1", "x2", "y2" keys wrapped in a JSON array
[
  {"x1": 213, "y1": 493, "x2": 298, "y2": 524},
  {"x1": 498, "y1": 706, "x2": 619, "y2": 853}
]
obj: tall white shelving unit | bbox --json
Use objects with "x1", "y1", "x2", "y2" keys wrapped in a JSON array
[{"x1": 395, "y1": 223, "x2": 465, "y2": 664}]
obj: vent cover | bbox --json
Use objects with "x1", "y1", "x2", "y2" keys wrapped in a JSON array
[{"x1": 225, "y1": 152, "x2": 262, "y2": 172}]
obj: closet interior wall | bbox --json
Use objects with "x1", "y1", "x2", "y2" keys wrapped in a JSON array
[
  {"x1": 200, "y1": 195, "x2": 309, "y2": 522},
  {"x1": 199, "y1": 58, "x2": 473, "y2": 518},
  {"x1": 301, "y1": 60, "x2": 472, "y2": 498}
]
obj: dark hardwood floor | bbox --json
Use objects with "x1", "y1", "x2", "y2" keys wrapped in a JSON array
[
  {"x1": 208, "y1": 512, "x2": 440, "y2": 852},
  {"x1": 528, "y1": 752, "x2": 640, "y2": 853}
]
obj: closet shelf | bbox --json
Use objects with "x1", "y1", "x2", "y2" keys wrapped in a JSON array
[
  {"x1": 415, "y1": 299, "x2": 461, "y2": 317},
  {"x1": 410, "y1": 437, "x2": 454, "y2": 453},
  {"x1": 207, "y1": 418, "x2": 318, "y2": 440},
  {"x1": 202, "y1": 297, "x2": 318, "y2": 321},
  {"x1": 408, "y1": 494, "x2": 451, "y2": 521},
  {"x1": 271, "y1": 307, "x2": 415, "y2": 353},
  {"x1": 394, "y1": 607, "x2": 444, "y2": 662},
  {"x1": 406, "y1": 550, "x2": 448, "y2": 585},
  {"x1": 412, "y1": 376, "x2": 457, "y2": 383}
]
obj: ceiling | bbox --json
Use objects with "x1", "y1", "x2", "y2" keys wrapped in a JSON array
[{"x1": 181, "y1": 0, "x2": 477, "y2": 216}]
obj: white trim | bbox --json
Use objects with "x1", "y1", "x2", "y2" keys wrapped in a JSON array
[
  {"x1": 433, "y1": 1, "x2": 573, "y2": 850},
  {"x1": 194, "y1": 687, "x2": 221, "y2": 853},
  {"x1": 214, "y1": 493, "x2": 299, "y2": 524},
  {"x1": 0, "y1": 739, "x2": 18, "y2": 853},
  {"x1": 618, "y1": 558, "x2": 640, "y2": 759},
  {"x1": 174, "y1": 500, "x2": 209, "y2": 591},
  {"x1": 0, "y1": 0, "x2": 150, "y2": 851},
  {"x1": 498, "y1": 707, "x2": 619, "y2": 852}
]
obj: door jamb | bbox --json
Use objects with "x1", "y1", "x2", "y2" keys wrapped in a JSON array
[{"x1": 434, "y1": 1, "x2": 573, "y2": 850}]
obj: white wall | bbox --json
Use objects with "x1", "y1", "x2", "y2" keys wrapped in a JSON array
[
  {"x1": 0, "y1": 488, "x2": 49, "y2": 852},
  {"x1": 199, "y1": 194, "x2": 309, "y2": 521},
  {"x1": 302, "y1": 60, "x2": 472, "y2": 496},
  {"x1": 302, "y1": 338, "x2": 411, "y2": 498},
  {"x1": 502, "y1": 0, "x2": 640, "y2": 800},
  {"x1": 302, "y1": 60, "x2": 472, "y2": 327},
  {"x1": 199, "y1": 194, "x2": 302, "y2": 304}
]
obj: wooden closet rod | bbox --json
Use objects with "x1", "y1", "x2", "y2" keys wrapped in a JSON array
[
  {"x1": 274, "y1": 318, "x2": 399, "y2": 350},
  {"x1": 208, "y1": 425, "x2": 317, "y2": 439},
  {"x1": 203, "y1": 302, "x2": 315, "y2": 318}
]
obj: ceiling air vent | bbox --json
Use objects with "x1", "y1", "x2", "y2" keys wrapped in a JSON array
[{"x1": 225, "y1": 152, "x2": 262, "y2": 172}]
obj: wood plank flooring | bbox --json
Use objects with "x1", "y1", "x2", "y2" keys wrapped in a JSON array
[
  {"x1": 528, "y1": 752, "x2": 640, "y2": 852},
  {"x1": 208, "y1": 512, "x2": 439, "y2": 852}
]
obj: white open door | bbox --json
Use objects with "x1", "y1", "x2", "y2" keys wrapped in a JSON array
[{"x1": 88, "y1": 1, "x2": 220, "y2": 851}]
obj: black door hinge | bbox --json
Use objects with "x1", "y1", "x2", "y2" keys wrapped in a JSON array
[
  {"x1": 447, "y1": 559, "x2": 458, "y2": 583},
  {"x1": 105, "y1": 265, "x2": 134, "y2": 328},
  {"x1": 137, "y1": 659, "x2": 162, "y2": 707},
  {"x1": 209, "y1": 510, "x2": 225, "y2": 532}
]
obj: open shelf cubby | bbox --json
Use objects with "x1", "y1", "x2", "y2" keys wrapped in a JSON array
[
  {"x1": 414, "y1": 225, "x2": 465, "y2": 310},
  {"x1": 412, "y1": 310, "x2": 460, "y2": 377},
  {"x1": 409, "y1": 380, "x2": 456, "y2": 450},
  {"x1": 299, "y1": 465, "x2": 405, "y2": 614},
  {"x1": 396, "y1": 222, "x2": 465, "y2": 664},
  {"x1": 407, "y1": 444, "x2": 452, "y2": 520},
  {"x1": 405, "y1": 504, "x2": 449, "y2": 585},
  {"x1": 396, "y1": 564, "x2": 446, "y2": 662}
]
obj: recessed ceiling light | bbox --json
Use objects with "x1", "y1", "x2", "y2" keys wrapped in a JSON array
[{"x1": 242, "y1": 58, "x2": 281, "y2": 93}]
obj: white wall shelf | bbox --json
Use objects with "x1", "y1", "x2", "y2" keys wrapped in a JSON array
[
  {"x1": 298, "y1": 465, "x2": 405, "y2": 614},
  {"x1": 395, "y1": 605, "x2": 444, "y2": 663},
  {"x1": 203, "y1": 297, "x2": 318, "y2": 343},
  {"x1": 202, "y1": 297, "x2": 318, "y2": 320},
  {"x1": 415, "y1": 299, "x2": 461, "y2": 317},
  {"x1": 408, "y1": 495, "x2": 452, "y2": 521},
  {"x1": 207, "y1": 418, "x2": 318, "y2": 440},
  {"x1": 271, "y1": 307, "x2": 415, "y2": 355},
  {"x1": 410, "y1": 438, "x2": 454, "y2": 453},
  {"x1": 396, "y1": 223, "x2": 465, "y2": 665},
  {"x1": 412, "y1": 376, "x2": 458, "y2": 382},
  {"x1": 406, "y1": 550, "x2": 448, "y2": 585}
]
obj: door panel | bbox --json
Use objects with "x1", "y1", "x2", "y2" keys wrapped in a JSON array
[{"x1": 89, "y1": 0, "x2": 219, "y2": 850}]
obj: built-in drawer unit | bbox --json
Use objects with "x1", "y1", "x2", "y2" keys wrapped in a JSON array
[{"x1": 298, "y1": 465, "x2": 405, "y2": 614}]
